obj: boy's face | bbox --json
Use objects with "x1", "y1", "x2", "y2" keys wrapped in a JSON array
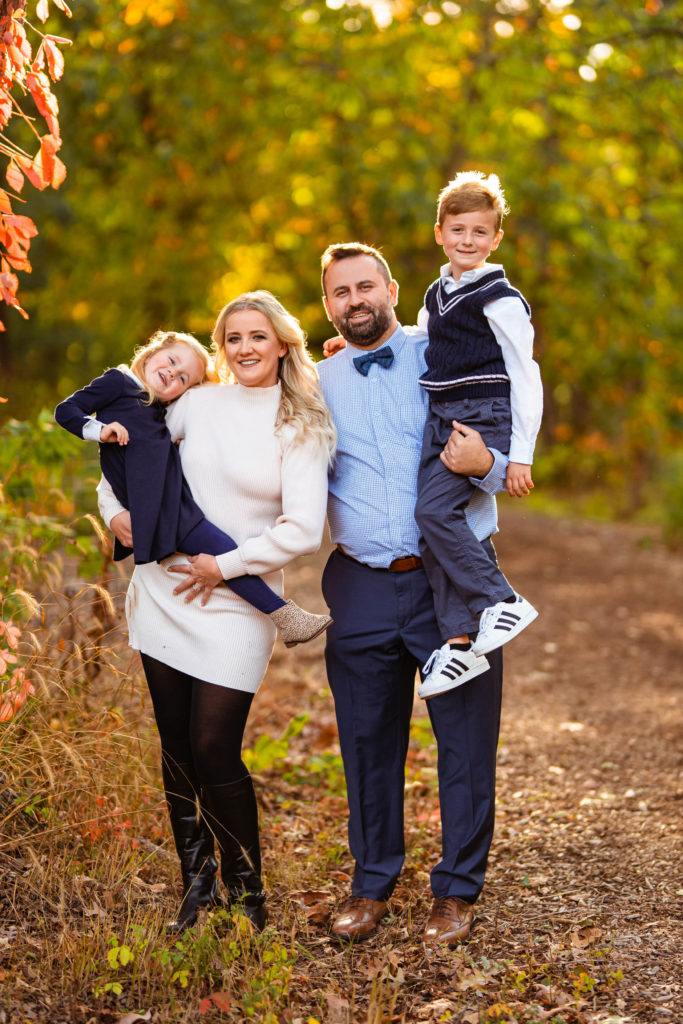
[{"x1": 435, "y1": 209, "x2": 503, "y2": 280}]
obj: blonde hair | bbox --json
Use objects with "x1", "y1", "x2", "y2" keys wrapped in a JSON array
[
  {"x1": 212, "y1": 291, "x2": 336, "y2": 459},
  {"x1": 127, "y1": 330, "x2": 218, "y2": 402},
  {"x1": 437, "y1": 171, "x2": 510, "y2": 230}
]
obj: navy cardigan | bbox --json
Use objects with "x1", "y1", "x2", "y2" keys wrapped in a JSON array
[{"x1": 55, "y1": 369, "x2": 204, "y2": 563}]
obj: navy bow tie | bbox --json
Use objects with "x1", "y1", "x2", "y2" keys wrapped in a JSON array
[{"x1": 352, "y1": 346, "x2": 394, "y2": 376}]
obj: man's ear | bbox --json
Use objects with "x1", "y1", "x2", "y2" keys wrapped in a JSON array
[
  {"x1": 389, "y1": 279, "x2": 399, "y2": 307},
  {"x1": 323, "y1": 295, "x2": 333, "y2": 322}
]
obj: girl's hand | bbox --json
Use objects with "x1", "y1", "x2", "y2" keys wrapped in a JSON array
[
  {"x1": 110, "y1": 510, "x2": 133, "y2": 547},
  {"x1": 168, "y1": 554, "x2": 222, "y2": 605},
  {"x1": 323, "y1": 335, "x2": 346, "y2": 358},
  {"x1": 101, "y1": 421, "x2": 129, "y2": 445},
  {"x1": 506, "y1": 462, "x2": 534, "y2": 498}
]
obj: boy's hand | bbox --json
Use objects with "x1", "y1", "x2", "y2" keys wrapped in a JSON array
[
  {"x1": 506, "y1": 462, "x2": 534, "y2": 498},
  {"x1": 101, "y1": 421, "x2": 129, "y2": 445},
  {"x1": 323, "y1": 335, "x2": 346, "y2": 358}
]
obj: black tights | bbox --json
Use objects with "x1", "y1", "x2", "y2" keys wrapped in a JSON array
[{"x1": 141, "y1": 653, "x2": 254, "y2": 787}]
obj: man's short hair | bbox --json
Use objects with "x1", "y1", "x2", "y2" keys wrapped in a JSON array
[
  {"x1": 321, "y1": 243, "x2": 392, "y2": 294},
  {"x1": 437, "y1": 171, "x2": 510, "y2": 231}
]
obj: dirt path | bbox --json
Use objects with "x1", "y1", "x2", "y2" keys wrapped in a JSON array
[{"x1": 251, "y1": 507, "x2": 682, "y2": 1022}]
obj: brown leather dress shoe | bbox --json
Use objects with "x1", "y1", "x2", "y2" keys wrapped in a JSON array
[
  {"x1": 423, "y1": 896, "x2": 474, "y2": 946},
  {"x1": 331, "y1": 896, "x2": 388, "y2": 940}
]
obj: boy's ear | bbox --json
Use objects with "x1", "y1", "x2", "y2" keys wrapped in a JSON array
[
  {"x1": 491, "y1": 229, "x2": 504, "y2": 251},
  {"x1": 434, "y1": 222, "x2": 443, "y2": 245}
]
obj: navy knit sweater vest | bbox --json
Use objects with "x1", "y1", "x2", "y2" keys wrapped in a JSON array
[{"x1": 419, "y1": 268, "x2": 531, "y2": 403}]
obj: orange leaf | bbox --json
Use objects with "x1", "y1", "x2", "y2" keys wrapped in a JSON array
[
  {"x1": 6, "y1": 161, "x2": 24, "y2": 193},
  {"x1": 51, "y1": 153, "x2": 66, "y2": 187},
  {"x1": 44, "y1": 39, "x2": 64, "y2": 81},
  {"x1": 0, "y1": 90, "x2": 12, "y2": 127},
  {"x1": 40, "y1": 135, "x2": 56, "y2": 182},
  {"x1": 54, "y1": 0, "x2": 73, "y2": 16},
  {"x1": 36, "y1": 0, "x2": 50, "y2": 22},
  {"x1": 16, "y1": 153, "x2": 47, "y2": 191}
]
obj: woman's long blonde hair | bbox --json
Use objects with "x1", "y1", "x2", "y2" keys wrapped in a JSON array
[{"x1": 212, "y1": 291, "x2": 336, "y2": 459}]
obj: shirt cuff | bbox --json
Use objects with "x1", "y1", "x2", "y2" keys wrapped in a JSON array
[
  {"x1": 470, "y1": 447, "x2": 508, "y2": 495},
  {"x1": 509, "y1": 442, "x2": 535, "y2": 465},
  {"x1": 215, "y1": 548, "x2": 249, "y2": 582},
  {"x1": 82, "y1": 417, "x2": 103, "y2": 441}
]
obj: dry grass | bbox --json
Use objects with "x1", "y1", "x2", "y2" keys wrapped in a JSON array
[{"x1": 1, "y1": 511, "x2": 681, "y2": 1023}]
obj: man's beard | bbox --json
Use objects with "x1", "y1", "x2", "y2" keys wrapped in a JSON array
[{"x1": 336, "y1": 303, "x2": 393, "y2": 347}]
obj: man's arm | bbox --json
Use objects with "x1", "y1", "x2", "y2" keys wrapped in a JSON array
[{"x1": 440, "y1": 420, "x2": 507, "y2": 494}]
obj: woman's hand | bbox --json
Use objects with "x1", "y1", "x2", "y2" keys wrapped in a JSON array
[
  {"x1": 168, "y1": 554, "x2": 222, "y2": 605},
  {"x1": 110, "y1": 510, "x2": 133, "y2": 547}
]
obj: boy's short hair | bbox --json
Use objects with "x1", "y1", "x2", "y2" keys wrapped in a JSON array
[
  {"x1": 321, "y1": 242, "x2": 392, "y2": 294},
  {"x1": 437, "y1": 171, "x2": 510, "y2": 231}
]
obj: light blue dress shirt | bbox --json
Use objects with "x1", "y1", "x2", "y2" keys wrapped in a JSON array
[{"x1": 317, "y1": 324, "x2": 506, "y2": 569}]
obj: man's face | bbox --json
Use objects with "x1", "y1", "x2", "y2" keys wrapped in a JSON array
[{"x1": 323, "y1": 255, "x2": 399, "y2": 350}]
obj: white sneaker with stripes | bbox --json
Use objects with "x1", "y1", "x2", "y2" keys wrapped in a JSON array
[
  {"x1": 418, "y1": 644, "x2": 490, "y2": 699},
  {"x1": 471, "y1": 594, "x2": 538, "y2": 657}
]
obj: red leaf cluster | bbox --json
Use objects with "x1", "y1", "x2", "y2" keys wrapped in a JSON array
[{"x1": 0, "y1": 2, "x2": 71, "y2": 318}]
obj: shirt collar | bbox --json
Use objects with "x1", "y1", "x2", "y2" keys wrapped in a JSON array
[
  {"x1": 121, "y1": 364, "x2": 146, "y2": 389},
  {"x1": 439, "y1": 262, "x2": 504, "y2": 286}
]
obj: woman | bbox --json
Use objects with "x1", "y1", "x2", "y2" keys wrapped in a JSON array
[{"x1": 98, "y1": 292, "x2": 335, "y2": 932}]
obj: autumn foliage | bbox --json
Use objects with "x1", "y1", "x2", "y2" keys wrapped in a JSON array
[{"x1": 0, "y1": 0, "x2": 69, "y2": 319}]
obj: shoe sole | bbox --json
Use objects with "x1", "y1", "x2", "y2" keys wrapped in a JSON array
[
  {"x1": 283, "y1": 618, "x2": 333, "y2": 648},
  {"x1": 418, "y1": 655, "x2": 489, "y2": 699},
  {"x1": 471, "y1": 605, "x2": 538, "y2": 657}
]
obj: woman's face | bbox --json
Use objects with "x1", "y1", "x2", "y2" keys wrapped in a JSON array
[{"x1": 221, "y1": 309, "x2": 286, "y2": 388}]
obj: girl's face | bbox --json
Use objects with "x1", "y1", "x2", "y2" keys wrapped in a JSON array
[
  {"x1": 221, "y1": 310, "x2": 286, "y2": 389},
  {"x1": 142, "y1": 343, "x2": 205, "y2": 402}
]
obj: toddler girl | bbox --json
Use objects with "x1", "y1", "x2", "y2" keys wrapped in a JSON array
[{"x1": 55, "y1": 330, "x2": 331, "y2": 646}]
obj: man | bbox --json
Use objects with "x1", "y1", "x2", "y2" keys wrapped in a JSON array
[{"x1": 316, "y1": 243, "x2": 507, "y2": 945}]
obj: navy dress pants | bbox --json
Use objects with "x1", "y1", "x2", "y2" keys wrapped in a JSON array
[
  {"x1": 416, "y1": 397, "x2": 515, "y2": 637},
  {"x1": 322, "y1": 546, "x2": 503, "y2": 903}
]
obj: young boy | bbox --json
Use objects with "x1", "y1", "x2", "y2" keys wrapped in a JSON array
[{"x1": 415, "y1": 171, "x2": 543, "y2": 698}]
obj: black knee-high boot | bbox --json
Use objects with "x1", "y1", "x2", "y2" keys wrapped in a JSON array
[
  {"x1": 202, "y1": 775, "x2": 267, "y2": 932},
  {"x1": 162, "y1": 758, "x2": 219, "y2": 933}
]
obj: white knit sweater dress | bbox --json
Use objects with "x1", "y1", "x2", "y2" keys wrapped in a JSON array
[{"x1": 97, "y1": 382, "x2": 329, "y2": 692}]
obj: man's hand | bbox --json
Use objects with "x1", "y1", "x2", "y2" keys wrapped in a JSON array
[
  {"x1": 506, "y1": 462, "x2": 534, "y2": 498},
  {"x1": 100, "y1": 421, "x2": 129, "y2": 445},
  {"x1": 168, "y1": 553, "x2": 222, "y2": 606},
  {"x1": 440, "y1": 421, "x2": 495, "y2": 477},
  {"x1": 323, "y1": 335, "x2": 347, "y2": 358},
  {"x1": 110, "y1": 510, "x2": 133, "y2": 548}
]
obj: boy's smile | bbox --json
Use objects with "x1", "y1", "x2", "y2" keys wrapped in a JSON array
[{"x1": 435, "y1": 209, "x2": 503, "y2": 281}]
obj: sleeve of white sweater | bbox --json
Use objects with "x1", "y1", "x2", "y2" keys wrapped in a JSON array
[
  {"x1": 96, "y1": 474, "x2": 126, "y2": 528},
  {"x1": 214, "y1": 434, "x2": 329, "y2": 580}
]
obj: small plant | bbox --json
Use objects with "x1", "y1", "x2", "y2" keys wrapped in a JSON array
[
  {"x1": 243, "y1": 712, "x2": 309, "y2": 773},
  {"x1": 0, "y1": 617, "x2": 34, "y2": 722}
]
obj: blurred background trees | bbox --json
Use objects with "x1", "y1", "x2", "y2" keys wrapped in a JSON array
[{"x1": 1, "y1": 0, "x2": 682, "y2": 524}]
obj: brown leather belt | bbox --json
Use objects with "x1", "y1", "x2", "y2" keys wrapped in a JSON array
[{"x1": 336, "y1": 545, "x2": 423, "y2": 573}]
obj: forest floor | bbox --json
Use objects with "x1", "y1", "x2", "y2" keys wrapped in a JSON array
[{"x1": 1, "y1": 507, "x2": 681, "y2": 1023}]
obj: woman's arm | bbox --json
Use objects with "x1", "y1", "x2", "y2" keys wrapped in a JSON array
[
  {"x1": 170, "y1": 434, "x2": 329, "y2": 597},
  {"x1": 96, "y1": 475, "x2": 133, "y2": 548}
]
